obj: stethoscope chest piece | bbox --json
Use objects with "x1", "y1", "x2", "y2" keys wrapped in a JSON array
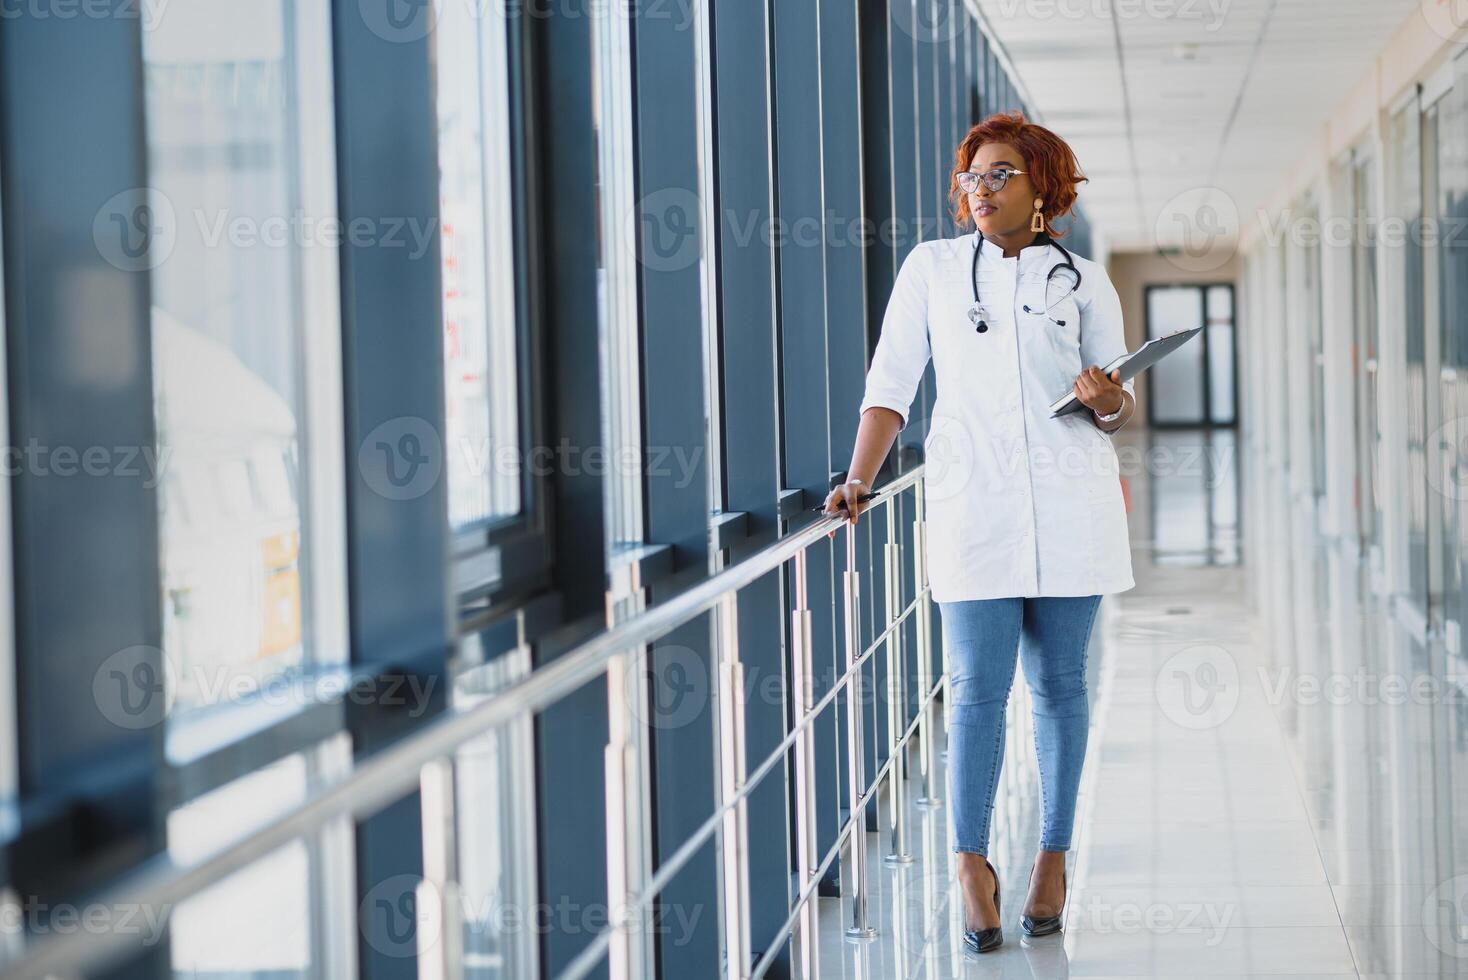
[{"x1": 969, "y1": 230, "x2": 1081, "y2": 336}]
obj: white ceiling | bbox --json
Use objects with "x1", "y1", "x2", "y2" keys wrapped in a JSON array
[{"x1": 973, "y1": 0, "x2": 1421, "y2": 251}]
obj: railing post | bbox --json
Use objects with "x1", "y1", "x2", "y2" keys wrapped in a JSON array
[
  {"x1": 843, "y1": 521, "x2": 877, "y2": 940},
  {"x1": 714, "y1": 592, "x2": 751, "y2": 978},
  {"x1": 419, "y1": 758, "x2": 464, "y2": 980},
  {"x1": 604, "y1": 553, "x2": 657, "y2": 980},
  {"x1": 913, "y1": 489, "x2": 942, "y2": 808},
  {"x1": 789, "y1": 550, "x2": 821, "y2": 978},
  {"x1": 883, "y1": 509, "x2": 912, "y2": 864},
  {"x1": 604, "y1": 650, "x2": 638, "y2": 980}
]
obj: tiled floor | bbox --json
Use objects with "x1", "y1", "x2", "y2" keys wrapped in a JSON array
[{"x1": 814, "y1": 429, "x2": 1468, "y2": 977}]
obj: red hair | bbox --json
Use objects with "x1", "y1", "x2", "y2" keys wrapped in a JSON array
[{"x1": 949, "y1": 111, "x2": 1088, "y2": 236}]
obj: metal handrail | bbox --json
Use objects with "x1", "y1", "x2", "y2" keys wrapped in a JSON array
[
  {"x1": 5, "y1": 465, "x2": 935, "y2": 980},
  {"x1": 556, "y1": 584, "x2": 931, "y2": 980}
]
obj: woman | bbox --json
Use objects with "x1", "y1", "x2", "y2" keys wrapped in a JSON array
[{"x1": 824, "y1": 112, "x2": 1135, "y2": 954}]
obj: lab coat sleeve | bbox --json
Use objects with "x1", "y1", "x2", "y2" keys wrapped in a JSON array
[
  {"x1": 858, "y1": 244, "x2": 932, "y2": 430},
  {"x1": 1078, "y1": 264, "x2": 1136, "y2": 402}
]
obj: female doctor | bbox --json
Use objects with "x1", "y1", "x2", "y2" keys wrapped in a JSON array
[{"x1": 823, "y1": 112, "x2": 1135, "y2": 954}]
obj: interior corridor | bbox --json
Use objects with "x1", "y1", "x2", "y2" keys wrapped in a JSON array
[{"x1": 815, "y1": 428, "x2": 1468, "y2": 977}]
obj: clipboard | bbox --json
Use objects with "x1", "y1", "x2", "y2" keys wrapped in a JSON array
[{"x1": 1048, "y1": 326, "x2": 1204, "y2": 418}]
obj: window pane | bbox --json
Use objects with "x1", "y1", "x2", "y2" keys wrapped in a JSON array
[
  {"x1": 0, "y1": 185, "x2": 13, "y2": 803},
  {"x1": 1206, "y1": 286, "x2": 1236, "y2": 424},
  {"x1": 169, "y1": 754, "x2": 313, "y2": 976},
  {"x1": 453, "y1": 646, "x2": 540, "y2": 979},
  {"x1": 168, "y1": 740, "x2": 355, "y2": 979},
  {"x1": 1147, "y1": 286, "x2": 1205, "y2": 424},
  {"x1": 436, "y1": 3, "x2": 522, "y2": 528},
  {"x1": 144, "y1": 0, "x2": 347, "y2": 716}
]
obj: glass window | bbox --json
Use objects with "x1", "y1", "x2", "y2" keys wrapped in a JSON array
[
  {"x1": 451, "y1": 646, "x2": 540, "y2": 979},
  {"x1": 1299, "y1": 205, "x2": 1327, "y2": 498},
  {"x1": 143, "y1": 0, "x2": 348, "y2": 721},
  {"x1": 1390, "y1": 96, "x2": 1429, "y2": 608},
  {"x1": 1352, "y1": 151, "x2": 1382, "y2": 554},
  {"x1": 168, "y1": 739, "x2": 355, "y2": 978},
  {"x1": 435, "y1": 1, "x2": 523, "y2": 530},
  {"x1": 1147, "y1": 286, "x2": 1206, "y2": 424},
  {"x1": 1147, "y1": 284, "x2": 1238, "y2": 428},
  {"x1": 0, "y1": 184, "x2": 13, "y2": 806},
  {"x1": 1206, "y1": 285, "x2": 1236, "y2": 424}
]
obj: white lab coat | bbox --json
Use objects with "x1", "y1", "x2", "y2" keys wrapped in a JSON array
[{"x1": 859, "y1": 231, "x2": 1135, "y2": 602}]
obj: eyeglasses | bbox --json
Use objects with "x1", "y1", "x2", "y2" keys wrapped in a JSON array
[{"x1": 956, "y1": 167, "x2": 1028, "y2": 194}]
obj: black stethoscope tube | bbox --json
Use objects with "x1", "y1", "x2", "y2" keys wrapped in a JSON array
[{"x1": 969, "y1": 231, "x2": 1082, "y2": 333}]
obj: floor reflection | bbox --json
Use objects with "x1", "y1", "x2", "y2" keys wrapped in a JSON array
[{"x1": 814, "y1": 426, "x2": 1468, "y2": 977}]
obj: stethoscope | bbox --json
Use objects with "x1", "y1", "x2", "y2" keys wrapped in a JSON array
[{"x1": 968, "y1": 230, "x2": 1082, "y2": 334}]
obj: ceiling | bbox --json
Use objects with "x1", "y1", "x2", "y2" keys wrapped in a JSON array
[{"x1": 972, "y1": 0, "x2": 1422, "y2": 252}]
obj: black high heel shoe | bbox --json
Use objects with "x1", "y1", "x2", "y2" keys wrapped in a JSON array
[
  {"x1": 1020, "y1": 862, "x2": 1066, "y2": 937},
  {"x1": 962, "y1": 857, "x2": 1003, "y2": 954}
]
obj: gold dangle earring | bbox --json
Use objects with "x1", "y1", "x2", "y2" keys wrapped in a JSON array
[{"x1": 1030, "y1": 196, "x2": 1045, "y2": 233}]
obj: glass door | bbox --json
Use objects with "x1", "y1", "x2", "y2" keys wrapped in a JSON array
[
  {"x1": 1391, "y1": 94, "x2": 1430, "y2": 615},
  {"x1": 1144, "y1": 283, "x2": 1239, "y2": 428},
  {"x1": 1444, "y1": 54, "x2": 1468, "y2": 664},
  {"x1": 1351, "y1": 150, "x2": 1382, "y2": 564},
  {"x1": 1422, "y1": 99, "x2": 1447, "y2": 624}
]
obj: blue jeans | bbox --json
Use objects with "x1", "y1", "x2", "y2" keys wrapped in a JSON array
[{"x1": 939, "y1": 595, "x2": 1102, "y2": 855}]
